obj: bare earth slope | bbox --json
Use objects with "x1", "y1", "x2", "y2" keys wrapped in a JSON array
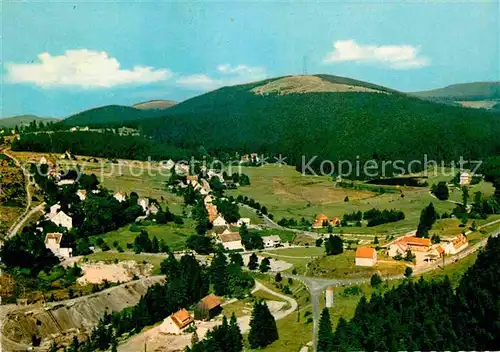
[{"x1": 251, "y1": 75, "x2": 388, "y2": 95}]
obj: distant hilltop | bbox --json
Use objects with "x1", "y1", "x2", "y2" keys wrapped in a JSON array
[
  {"x1": 0, "y1": 115, "x2": 61, "y2": 128},
  {"x1": 411, "y1": 81, "x2": 500, "y2": 110},
  {"x1": 132, "y1": 99, "x2": 178, "y2": 110}
]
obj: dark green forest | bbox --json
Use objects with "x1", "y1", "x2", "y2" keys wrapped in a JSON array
[
  {"x1": 11, "y1": 131, "x2": 191, "y2": 160},
  {"x1": 137, "y1": 76, "x2": 500, "y2": 165},
  {"x1": 327, "y1": 236, "x2": 500, "y2": 351},
  {"x1": 61, "y1": 105, "x2": 167, "y2": 126},
  {"x1": 12, "y1": 76, "x2": 500, "y2": 172}
]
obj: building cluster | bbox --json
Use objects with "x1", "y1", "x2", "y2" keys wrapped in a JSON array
[
  {"x1": 159, "y1": 294, "x2": 223, "y2": 335},
  {"x1": 240, "y1": 153, "x2": 261, "y2": 163},
  {"x1": 387, "y1": 234, "x2": 469, "y2": 265},
  {"x1": 312, "y1": 213, "x2": 341, "y2": 229}
]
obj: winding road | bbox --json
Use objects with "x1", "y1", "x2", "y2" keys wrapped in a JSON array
[{"x1": 2, "y1": 149, "x2": 45, "y2": 241}]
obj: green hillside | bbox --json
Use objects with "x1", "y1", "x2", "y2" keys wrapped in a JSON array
[
  {"x1": 412, "y1": 82, "x2": 500, "y2": 101},
  {"x1": 0, "y1": 115, "x2": 60, "y2": 128},
  {"x1": 62, "y1": 105, "x2": 168, "y2": 126},
  {"x1": 138, "y1": 75, "x2": 500, "y2": 167}
]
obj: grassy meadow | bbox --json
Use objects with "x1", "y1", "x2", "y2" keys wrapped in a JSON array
[{"x1": 89, "y1": 221, "x2": 196, "y2": 252}]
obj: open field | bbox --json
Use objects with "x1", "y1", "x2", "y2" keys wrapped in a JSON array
[
  {"x1": 84, "y1": 252, "x2": 167, "y2": 275},
  {"x1": 261, "y1": 246, "x2": 323, "y2": 267},
  {"x1": 227, "y1": 165, "x2": 461, "y2": 236},
  {"x1": 305, "y1": 250, "x2": 407, "y2": 279},
  {"x1": 257, "y1": 228, "x2": 296, "y2": 243},
  {"x1": 89, "y1": 221, "x2": 195, "y2": 252}
]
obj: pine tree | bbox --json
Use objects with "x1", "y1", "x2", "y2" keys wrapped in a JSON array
[
  {"x1": 160, "y1": 252, "x2": 180, "y2": 279},
  {"x1": 325, "y1": 235, "x2": 343, "y2": 255},
  {"x1": 228, "y1": 313, "x2": 243, "y2": 352},
  {"x1": 230, "y1": 252, "x2": 244, "y2": 266},
  {"x1": 211, "y1": 250, "x2": 228, "y2": 296},
  {"x1": 248, "y1": 301, "x2": 279, "y2": 348},
  {"x1": 248, "y1": 253, "x2": 258, "y2": 270},
  {"x1": 416, "y1": 203, "x2": 438, "y2": 237},
  {"x1": 259, "y1": 257, "x2": 270, "y2": 272},
  {"x1": 151, "y1": 235, "x2": 160, "y2": 253},
  {"x1": 317, "y1": 308, "x2": 333, "y2": 352}
]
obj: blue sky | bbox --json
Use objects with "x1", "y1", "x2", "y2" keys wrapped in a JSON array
[{"x1": 1, "y1": 1, "x2": 498, "y2": 118}]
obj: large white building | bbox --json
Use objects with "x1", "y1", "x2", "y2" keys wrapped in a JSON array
[
  {"x1": 213, "y1": 215, "x2": 228, "y2": 227},
  {"x1": 48, "y1": 210, "x2": 73, "y2": 230},
  {"x1": 262, "y1": 235, "x2": 281, "y2": 248},
  {"x1": 218, "y1": 232, "x2": 243, "y2": 251}
]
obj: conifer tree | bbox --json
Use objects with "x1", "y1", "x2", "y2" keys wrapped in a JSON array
[
  {"x1": 259, "y1": 257, "x2": 270, "y2": 272},
  {"x1": 228, "y1": 313, "x2": 243, "y2": 352},
  {"x1": 248, "y1": 253, "x2": 258, "y2": 270},
  {"x1": 211, "y1": 250, "x2": 228, "y2": 295},
  {"x1": 317, "y1": 308, "x2": 333, "y2": 352},
  {"x1": 248, "y1": 301, "x2": 279, "y2": 348}
]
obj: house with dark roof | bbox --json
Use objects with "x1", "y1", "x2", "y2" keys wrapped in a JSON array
[{"x1": 194, "y1": 294, "x2": 223, "y2": 320}]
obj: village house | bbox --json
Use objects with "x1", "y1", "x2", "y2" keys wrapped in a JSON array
[
  {"x1": 460, "y1": 171, "x2": 472, "y2": 186},
  {"x1": 218, "y1": 232, "x2": 244, "y2": 251},
  {"x1": 45, "y1": 233, "x2": 73, "y2": 258},
  {"x1": 312, "y1": 213, "x2": 340, "y2": 229},
  {"x1": 206, "y1": 204, "x2": 219, "y2": 223},
  {"x1": 200, "y1": 178, "x2": 212, "y2": 193},
  {"x1": 114, "y1": 191, "x2": 126, "y2": 203},
  {"x1": 204, "y1": 195, "x2": 214, "y2": 205},
  {"x1": 424, "y1": 245, "x2": 445, "y2": 263},
  {"x1": 138, "y1": 198, "x2": 149, "y2": 212},
  {"x1": 57, "y1": 179, "x2": 76, "y2": 186},
  {"x1": 236, "y1": 218, "x2": 251, "y2": 227},
  {"x1": 39, "y1": 156, "x2": 47, "y2": 165},
  {"x1": 387, "y1": 236, "x2": 431, "y2": 258},
  {"x1": 49, "y1": 210, "x2": 73, "y2": 230},
  {"x1": 240, "y1": 154, "x2": 250, "y2": 163},
  {"x1": 159, "y1": 308, "x2": 194, "y2": 335},
  {"x1": 443, "y1": 234, "x2": 469, "y2": 255},
  {"x1": 48, "y1": 203, "x2": 61, "y2": 217},
  {"x1": 149, "y1": 203, "x2": 159, "y2": 216},
  {"x1": 207, "y1": 170, "x2": 224, "y2": 183},
  {"x1": 210, "y1": 225, "x2": 230, "y2": 237},
  {"x1": 187, "y1": 175, "x2": 199, "y2": 183},
  {"x1": 194, "y1": 294, "x2": 223, "y2": 321},
  {"x1": 262, "y1": 235, "x2": 282, "y2": 248},
  {"x1": 355, "y1": 247, "x2": 377, "y2": 267},
  {"x1": 213, "y1": 215, "x2": 228, "y2": 227},
  {"x1": 76, "y1": 189, "x2": 87, "y2": 201}
]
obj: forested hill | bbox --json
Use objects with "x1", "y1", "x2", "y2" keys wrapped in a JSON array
[
  {"x1": 412, "y1": 82, "x2": 500, "y2": 101},
  {"x1": 0, "y1": 115, "x2": 60, "y2": 128},
  {"x1": 331, "y1": 235, "x2": 500, "y2": 351},
  {"x1": 62, "y1": 105, "x2": 168, "y2": 126},
  {"x1": 138, "y1": 75, "x2": 500, "y2": 165}
]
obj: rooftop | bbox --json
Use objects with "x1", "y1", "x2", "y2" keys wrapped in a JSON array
[{"x1": 355, "y1": 247, "x2": 376, "y2": 259}]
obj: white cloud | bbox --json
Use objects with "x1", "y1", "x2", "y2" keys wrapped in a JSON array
[
  {"x1": 323, "y1": 40, "x2": 430, "y2": 69},
  {"x1": 5, "y1": 49, "x2": 172, "y2": 88},
  {"x1": 177, "y1": 64, "x2": 267, "y2": 91}
]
